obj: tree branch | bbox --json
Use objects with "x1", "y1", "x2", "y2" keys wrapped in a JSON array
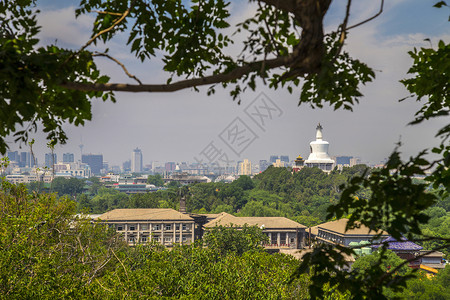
[
  {"x1": 61, "y1": 55, "x2": 293, "y2": 92},
  {"x1": 93, "y1": 52, "x2": 142, "y2": 84},
  {"x1": 79, "y1": 2, "x2": 135, "y2": 54},
  {"x1": 90, "y1": 10, "x2": 124, "y2": 16},
  {"x1": 347, "y1": 0, "x2": 384, "y2": 30}
]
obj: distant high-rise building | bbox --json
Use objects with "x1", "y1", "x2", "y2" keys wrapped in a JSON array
[
  {"x1": 238, "y1": 159, "x2": 252, "y2": 176},
  {"x1": 259, "y1": 160, "x2": 269, "y2": 173},
  {"x1": 131, "y1": 148, "x2": 143, "y2": 173},
  {"x1": 272, "y1": 159, "x2": 285, "y2": 168},
  {"x1": 269, "y1": 155, "x2": 279, "y2": 164},
  {"x1": 165, "y1": 162, "x2": 176, "y2": 172},
  {"x1": 63, "y1": 153, "x2": 75, "y2": 163},
  {"x1": 45, "y1": 153, "x2": 57, "y2": 169},
  {"x1": 7, "y1": 151, "x2": 19, "y2": 164},
  {"x1": 123, "y1": 160, "x2": 131, "y2": 172},
  {"x1": 82, "y1": 154, "x2": 103, "y2": 175},
  {"x1": 19, "y1": 152, "x2": 31, "y2": 168},
  {"x1": 280, "y1": 155, "x2": 290, "y2": 163}
]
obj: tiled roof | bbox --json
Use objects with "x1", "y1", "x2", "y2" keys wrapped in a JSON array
[
  {"x1": 97, "y1": 209, "x2": 194, "y2": 221},
  {"x1": 314, "y1": 218, "x2": 388, "y2": 236},
  {"x1": 373, "y1": 236, "x2": 423, "y2": 251},
  {"x1": 204, "y1": 212, "x2": 306, "y2": 229}
]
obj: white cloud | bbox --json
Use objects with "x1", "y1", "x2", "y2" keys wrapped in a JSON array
[{"x1": 38, "y1": 6, "x2": 94, "y2": 48}]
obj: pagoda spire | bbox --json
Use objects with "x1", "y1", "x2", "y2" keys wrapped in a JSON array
[{"x1": 316, "y1": 123, "x2": 323, "y2": 140}]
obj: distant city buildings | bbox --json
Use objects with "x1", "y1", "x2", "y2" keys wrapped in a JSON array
[
  {"x1": 131, "y1": 148, "x2": 143, "y2": 173},
  {"x1": 44, "y1": 153, "x2": 57, "y2": 169},
  {"x1": 62, "y1": 153, "x2": 74, "y2": 163},
  {"x1": 7, "y1": 151, "x2": 34, "y2": 168},
  {"x1": 165, "y1": 162, "x2": 176, "y2": 173},
  {"x1": 82, "y1": 154, "x2": 103, "y2": 175},
  {"x1": 238, "y1": 159, "x2": 252, "y2": 176},
  {"x1": 272, "y1": 159, "x2": 286, "y2": 168},
  {"x1": 259, "y1": 160, "x2": 270, "y2": 173}
]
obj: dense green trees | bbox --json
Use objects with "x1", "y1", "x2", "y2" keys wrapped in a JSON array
[
  {"x1": 72, "y1": 165, "x2": 367, "y2": 225},
  {"x1": 0, "y1": 180, "x2": 309, "y2": 299},
  {"x1": 203, "y1": 224, "x2": 268, "y2": 256}
]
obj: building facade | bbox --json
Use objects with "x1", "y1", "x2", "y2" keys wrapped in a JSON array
[
  {"x1": 131, "y1": 148, "x2": 143, "y2": 173},
  {"x1": 45, "y1": 153, "x2": 57, "y2": 169},
  {"x1": 310, "y1": 218, "x2": 388, "y2": 247},
  {"x1": 238, "y1": 159, "x2": 252, "y2": 175},
  {"x1": 204, "y1": 212, "x2": 306, "y2": 249},
  {"x1": 63, "y1": 153, "x2": 75, "y2": 163},
  {"x1": 98, "y1": 209, "x2": 196, "y2": 246},
  {"x1": 82, "y1": 154, "x2": 103, "y2": 175}
]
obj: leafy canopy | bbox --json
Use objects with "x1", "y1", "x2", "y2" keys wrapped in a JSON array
[{"x1": 0, "y1": 0, "x2": 375, "y2": 152}]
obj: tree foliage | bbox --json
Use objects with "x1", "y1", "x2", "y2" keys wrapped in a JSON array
[{"x1": 0, "y1": 0, "x2": 376, "y2": 152}]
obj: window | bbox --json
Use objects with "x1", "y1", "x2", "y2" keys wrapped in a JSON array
[
  {"x1": 280, "y1": 233, "x2": 286, "y2": 244},
  {"x1": 128, "y1": 237, "x2": 135, "y2": 243},
  {"x1": 290, "y1": 238, "x2": 295, "y2": 244},
  {"x1": 175, "y1": 236, "x2": 180, "y2": 242},
  {"x1": 129, "y1": 225, "x2": 136, "y2": 231},
  {"x1": 165, "y1": 224, "x2": 172, "y2": 231},
  {"x1": 117, "y1": 226, "x2": 123, "y2": 231},
  {"x1": 153, "y1": 224, "x2": 160, "y2": 231},
  {"x1": 141, "y1": 224, "x2": 148, "y2": 230},
  {"x1": 182, "y1": 224, "x2": 190, "y2": 231},
  {"x1": 164, "y1": 237, "x2": 172, "y2": 242},
  {"x1": 141, "y1": 236, "x2": 148, "y2": 242},
  {"x1": 153, "y1": 236, "x2": 160, "y2": 242},
  {"x1": 182, "y1": 236, "x2": 187, "y2": 242},
  {"x1": 175, "y1": 224, "x2": 180, "y2": 230}
]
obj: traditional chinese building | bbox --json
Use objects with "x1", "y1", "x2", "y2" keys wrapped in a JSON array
[
  {"x1": 204, "y1": 212, "x2": 306, "y2": 249},
  {"x1": 292, "y1": 155, "x2": 305, "y2": 173}
]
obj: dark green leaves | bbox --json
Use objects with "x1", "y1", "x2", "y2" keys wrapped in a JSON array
[
  {"x1": 400, "y1": 41, "x2": 450, "y2": 128},
  {"x1": 299, "y1": 33, "x2": 376, "y2": 111},
  {"x1": 329, "y1": 150, "x2": 437, "y2": 241},
  {"x1": 0, "y1": 2, "x2": 114, "y2": 154}
]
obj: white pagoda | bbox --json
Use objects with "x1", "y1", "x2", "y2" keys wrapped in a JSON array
[{"x1": 304, "y1": 123, "x2": 335, "y2": 172}]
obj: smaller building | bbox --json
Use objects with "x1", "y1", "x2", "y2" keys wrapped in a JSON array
[
  {"x1": 310, "y1": 218, "x2": 388, "y2": 247},
  {"x1": 164, "y1": 172, "x2": 210, "y2": 185},
  {"x1": 292, "y1": 155, "x2": 305, "y2": 173},
  {"x1": 204, "y1": 212, "x2": 306, "y2": 249},
  {"x1": 372, "y1": 236, "x2": 423, "y2": 265}
]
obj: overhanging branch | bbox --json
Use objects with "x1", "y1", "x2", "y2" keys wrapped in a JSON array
[{"x1": 61, "y1": 55, "x2": 293, "y2": 93}]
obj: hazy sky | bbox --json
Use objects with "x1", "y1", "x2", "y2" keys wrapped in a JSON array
[{"x1": 5, "y1": 0, "x2": 449, "y2": 167}]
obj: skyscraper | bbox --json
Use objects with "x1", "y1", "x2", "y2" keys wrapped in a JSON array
[
  {"x1": 280, "y1": 155, "x2": 290, "y2": 163},
  {"x1": 63, "y1": 153, "x2": 74, "y2": 163},
  {"x1": 82, "y1": 154, "x2": 103, "y2": 175},
  {"x1": 45, "y1": 153, "x2": 57, "y2": 169},
  {"x1": 131, "y1": 148, "x2": 143, "y2": 173},
  {"x1": 238, "y1": 159, "x2": 252, "y2": 176},
  {"x1": 269, "y1": 155, "x2": 279, "y2": 164}
]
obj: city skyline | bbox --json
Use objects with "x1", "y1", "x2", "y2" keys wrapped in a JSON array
[{"x1": 3, "y1": 0, "x2": 448, "y2": 167}]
